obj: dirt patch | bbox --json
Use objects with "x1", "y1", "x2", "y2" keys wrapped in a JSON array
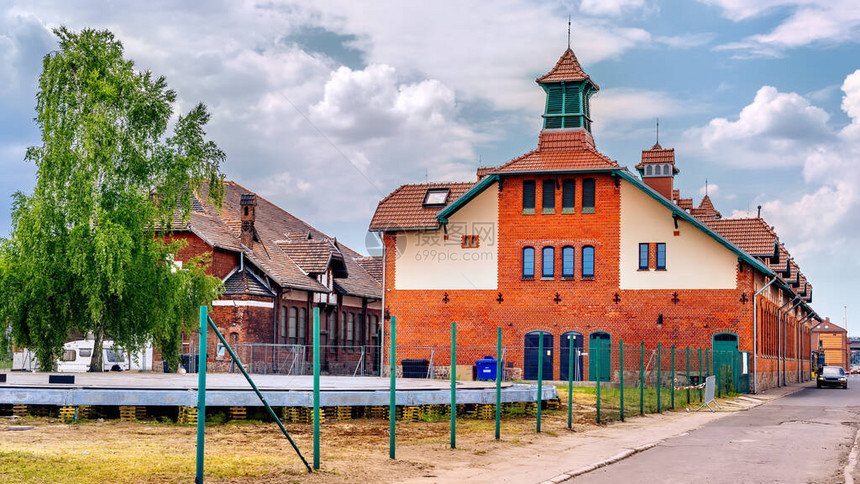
[{"x1": 0, "y1": 403, "x2": 599, "y2": 483}]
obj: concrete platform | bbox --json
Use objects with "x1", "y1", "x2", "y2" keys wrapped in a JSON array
[{"x1": 0, "y1": 372, "x2": 557, "y2": 407}]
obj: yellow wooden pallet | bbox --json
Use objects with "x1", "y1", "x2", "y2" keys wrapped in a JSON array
[
  {"x1": 228, "y1": 406, "x2": 247, "y2": 421},
  {"x1": 58, "y1": 406, "x2": 76, "y2": 423},
  {"x1": 77, "y1": 405, "x2": 93, "y2": 419},
  {"x1": 367, "y1": 405, "x2": 387, "y2": 420},
  {"x1": 119, "y1": 406, "x2": 138, "y2": 422},
  {"x1": 335, "y1": 406, "x2": 352, "y2": 421},
  {"x1": 12, "y1": 404, "x2": 27, "y2": 416},
  {"x1": 178, "y1": 406, "x2": 198, "y2": 425},
  {"x1": 476, "y1": 404, "x2": 495, "y2": 420},
  {"x1": 524, "y1": 402, "x2": 538, "y2": 417},
  {"x1": 401, "y1": 406, "x2": 421, "y2": 422}
]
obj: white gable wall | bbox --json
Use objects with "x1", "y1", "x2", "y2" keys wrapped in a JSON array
[
  {"x1": 619, "y1": 180, "x2": 738, "y2": 290},
  {"x1": 394, "y1": 183, "x2": 499, "y2": 290}
]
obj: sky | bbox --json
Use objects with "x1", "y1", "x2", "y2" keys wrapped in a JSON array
[{"x1": 1, "y1": 1, "x2": 859, "y2": 333}]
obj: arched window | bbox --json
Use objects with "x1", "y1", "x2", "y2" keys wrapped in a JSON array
[
  {"x1": 523, "y1": 247, "x2": 535, "y2": 279},
  {"x1": 562, "y1": 246, "x2": 575, "y2": 278},
  {"x1": 582, "y1": 246, "x2": 595, "y2": 278},
  {"x1": 663, "y1": 164, "x2": 671, "y2": 175},
  {"x1": 542, "y1": 246, "x2": 555, "y2": 278},
  {"x1": 646, "y1": 165, "x2": 653, "y2": 176}
]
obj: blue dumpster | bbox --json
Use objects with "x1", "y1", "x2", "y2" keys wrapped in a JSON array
[{"x1": 476, "y1": 356, "x2": 498, "y2": 381}]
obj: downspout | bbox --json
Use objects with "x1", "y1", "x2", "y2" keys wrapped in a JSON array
[
  {"x1": 753, "y1": 277, "x2": 777, "y2": 394},
  {"x1": 380, "y1": 233, "x2": 386, "y2": 375},
  {"x1": 775, "y1": 295, "x2": 797, "y2": 388},
  {"x1": 781, "y1": 297, "x2": 802, "y2": 386}
]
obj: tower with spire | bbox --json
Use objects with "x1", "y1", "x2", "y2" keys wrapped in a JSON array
[{"x1": 536, "y1": 46, "x2": 599, "y2": 132}]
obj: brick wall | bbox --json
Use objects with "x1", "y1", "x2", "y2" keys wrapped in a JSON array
[{"x1": 382, "y1": 173, "x2": 800, "y2": 392}]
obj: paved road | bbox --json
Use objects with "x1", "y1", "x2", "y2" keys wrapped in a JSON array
[{"x1": 573, "y1": 377, "x2": 860, "y2": 484}]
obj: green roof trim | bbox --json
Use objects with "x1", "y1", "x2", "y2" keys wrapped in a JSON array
[
  {"x1": 614, "y1": 169, "x2": 778, "y2": 279},
  {"x1": 437, "y1": 167, "x2": 793, "y2": 290},
  {"x1": 436, "y1": 174, "x2": 498, "y2": 224}
]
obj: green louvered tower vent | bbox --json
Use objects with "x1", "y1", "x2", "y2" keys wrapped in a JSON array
[{"x1": 536, "y1": 48, "x2": 599, "y2": 132}]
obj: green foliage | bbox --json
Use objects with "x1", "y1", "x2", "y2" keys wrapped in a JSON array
[{"x1": 0, "y1": 27, "x2": 224, "y2": 370}]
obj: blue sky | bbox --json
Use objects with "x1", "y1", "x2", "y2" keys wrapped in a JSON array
[{"x1": 1, "y1": 1, "x2": 859, "y2": 332}]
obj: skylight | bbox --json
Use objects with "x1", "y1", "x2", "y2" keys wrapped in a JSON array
[{"x1": 423, "y1": 188, "x2": 450, "y2": 206}]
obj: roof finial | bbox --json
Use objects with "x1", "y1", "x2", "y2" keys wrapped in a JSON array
[
  {"x1": 656, "y1": 118, "x2": 660, "y2": 145},
  {"x1": 705, "y1": 178, "x2": 708, "y2": 196},
  {"x1": 568, "y1": 16, "x2": 571, "y2": 49}
]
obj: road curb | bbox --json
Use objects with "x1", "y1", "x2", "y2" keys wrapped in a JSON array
[{"x1": 540, "y1": 442, "x2": 659, "y2": 484}]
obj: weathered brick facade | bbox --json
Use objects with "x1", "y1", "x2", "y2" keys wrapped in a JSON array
[{"x1": 374, "y1": 47, "x2": 816, "y2": 393}]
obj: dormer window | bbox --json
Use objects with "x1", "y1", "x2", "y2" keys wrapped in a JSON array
[{"x1": 423, "y1": 188, "x2": 450, "y2": 207}]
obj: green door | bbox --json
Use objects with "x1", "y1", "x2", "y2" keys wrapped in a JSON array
[
  {"x1": 713, "y1": 333, "x2": 739, "y2": 393},
  {"x1": 589, "y1": 332, "x2": 611, "y2": 382}
]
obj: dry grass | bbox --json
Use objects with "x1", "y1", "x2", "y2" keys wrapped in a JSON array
[{"x1": 0, "y1": 407, "x2": 597, "y2": 484}]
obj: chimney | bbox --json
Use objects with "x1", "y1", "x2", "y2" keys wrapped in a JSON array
[{"x1": 240, "y1": 193, "x2": 257, "y2": 248}]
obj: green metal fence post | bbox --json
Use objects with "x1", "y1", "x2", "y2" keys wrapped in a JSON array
[
  {"x1": 205, "y1": 317, "x2": 310, "y2": 472},
  {"x1": 596, "y1": 343, "x2": 601, "y2": 424},
  {"x1": 568, "y1": 336, "x2": 574, "y2": 429},
  {"x1": 656, "y1": 343, "x2": 662, "y2": 413},
  {"x1": 670, "y1": 344, "x2": 675, "y2": 410},
  {"x1": 619, "y1": 340, "x2": 624, "y2": 422},
  {"x1": 313, "y1": 307, "x2": 320, "y2": 470},
  {"x1": 196, "y1": 306, "x2": 208, "y2": 484},
  {"x1": 496, "y1": 327, "x2": 502, "y2": 440},
  {"x1": 698, "y1": 347, "x2": 703, "y2": 402},
  {"x1": 389, "y1": 315, "x2": 396, "y2": 459},
  {"x1": 537, "y1": 332, "x2": 543, "y2": 433},
  {"x1": 686, "y1": 345, "x2": 691, "y2": 405},
  {"x1": 639, "y1": 341, "x2": 644, "y2": 416},
  {"x1": 451, "y1": 321, "x2": 457, "y2": 448}
]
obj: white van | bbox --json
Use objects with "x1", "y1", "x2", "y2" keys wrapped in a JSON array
[{"x1": 13, "y1": 339, "x2": 153, "y2": 372}]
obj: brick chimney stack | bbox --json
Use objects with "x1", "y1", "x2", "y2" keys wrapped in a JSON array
[{"x1": 240, "y1": 193, "x2": 257, "y2": 248}]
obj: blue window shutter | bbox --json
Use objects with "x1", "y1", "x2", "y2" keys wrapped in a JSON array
[
  {"x1": 562, "y1": 179, "x2": 575, "y2": 209},
  {"x1": 656, "y1": 243, "x2": 666, "y2": 269},
  {"x1": 523, "y1": 180, "x2": 535, "y2": 210}
]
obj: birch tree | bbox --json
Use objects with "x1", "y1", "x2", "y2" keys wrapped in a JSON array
[{"x1": 0, "y1": 27, "x2": 224, "y2": 371}]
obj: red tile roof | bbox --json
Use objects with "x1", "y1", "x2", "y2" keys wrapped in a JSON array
[
  {"x1": 369, "y1": 182, "x2": 475, "y2": 231},
  {"x1": 535, "y1": 48, "x2": 598, "y2": 88},
  {"x1": 179, "y1": 181, "x2": 379, "y2": 298},
  {"x1": 690, "y1": 195, "x2": 721, "y2": 221},
  {"x1": 490, "y1": 130, "x2": 618, "y2": 174},
  {"x1": 635, "y1": 144, "x2": 679, "y2": 173},
  {"x1": 704, "y1": 218, "x2": 777, "y2": 256}
]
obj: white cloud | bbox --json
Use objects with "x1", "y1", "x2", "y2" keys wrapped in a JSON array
[
  {"x1": 698, "y1": 183, "x2": 719, "y2": 197},
  {"x1": 684, "y1": 86, "x2": 832, "y2": 168},
  {"x1": 653, "y1": 33, "x2": 715, "y2": 49},
  {"x1": 580, "y1": 0, "x2": 647, "y2": 17},
  {"x1": 591, "y1": 88, "x2": 693, "y2": 122},
  {"x1": 710, "y1": 70, "x2": 860, "y2": 262},
  {"x1": 703, "y1": 0, "x2": 860, "y2": 56}
]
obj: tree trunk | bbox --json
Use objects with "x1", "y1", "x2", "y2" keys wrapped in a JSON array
[{"x1": 89, "y1": 327, "x2": 105, "y2": 372}]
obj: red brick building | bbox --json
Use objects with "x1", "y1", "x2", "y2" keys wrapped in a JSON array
[
  {"x1": 370, "y1": 47, "x2": 818, "y2": 392},
  {"x1": 165, "y1": 181, "x2": 382, "y2": 374}
]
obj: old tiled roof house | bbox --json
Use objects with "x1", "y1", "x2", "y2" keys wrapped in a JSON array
[
  {"x1": 166, "y1": 181, "x2": 382, "y2": 374},
  {"x1": 370, "y1": 46, "x2": 819, "y2": 392}
]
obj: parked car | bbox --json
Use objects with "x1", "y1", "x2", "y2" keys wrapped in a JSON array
[
  {"x1": 817, "y1": 366, "x2": 848, "y2": 389},
  {"x1": 850, "y1": 365, "x2": 860, "y2": 375}
]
